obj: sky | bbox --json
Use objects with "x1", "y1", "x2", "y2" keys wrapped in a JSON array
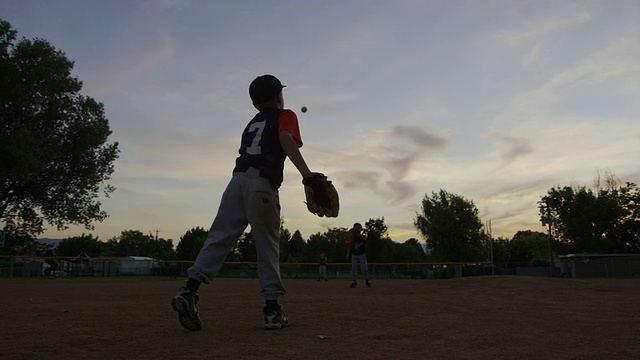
[{"x1": 2, "y1": 0, "x2": 639, "y2": 245}]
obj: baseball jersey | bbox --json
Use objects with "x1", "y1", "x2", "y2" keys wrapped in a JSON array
[
  {"x1": 348, "y1": 234, "x2": 368, "y2": 256},
  {"x1": 234, "y1": 108, "x2": 303, "y2": 189}
]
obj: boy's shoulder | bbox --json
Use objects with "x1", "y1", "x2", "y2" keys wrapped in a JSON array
[{"x1": 255, "y1": 108, "x2": 293, "y2": 114}]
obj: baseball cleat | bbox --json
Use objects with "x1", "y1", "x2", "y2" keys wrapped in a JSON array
[
  {"x1": 263, "y1": 306, "x2": 289, "y2": 330},
  {"x1": 172, "y1": 287, "x2": 203, "y2": 331}
]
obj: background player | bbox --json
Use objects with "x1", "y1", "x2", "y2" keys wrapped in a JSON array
[
  {"x1": 317, "y1": 252, "x2": 328, "y2": 281},
  {"x1": 44, "y1": 249, "x2": 61, "y2": 276},
  {"x1": 346, "y1": 222, "x2": 371, "y2": 288}
]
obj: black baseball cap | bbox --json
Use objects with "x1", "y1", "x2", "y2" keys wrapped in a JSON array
[{"x1": 249, "y1": 75, "x2": 286, "y2": 104}]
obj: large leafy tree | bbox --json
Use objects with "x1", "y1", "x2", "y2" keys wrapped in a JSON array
[
  {"x1": 539, "y1": 179, "x2": 640, "y2": 254},
  {"x1": 414, "y1": 189, "x2": 485, "y2": 262},
  {"x1": 0, "y1": 20, "x2": 119, "y2": 238}
]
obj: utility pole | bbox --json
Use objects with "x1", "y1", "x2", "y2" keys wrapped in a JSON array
[
  {"x1": 541, "y1": 210, "x2": 557, "y2": 277},
  {"x1": 484, "y1": 220, "x2": 496, "y2": 275},
  {"x1": 486, "y1": 220, "x2": 494, "y2": 276}
]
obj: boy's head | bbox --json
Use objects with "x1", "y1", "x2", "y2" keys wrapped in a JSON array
[
  {"x1": 351, "y1": 222, "x2": 363, "y2": 234},
  {"x1": 249, "y1": 74, "x2": 286, "y2": 110}
]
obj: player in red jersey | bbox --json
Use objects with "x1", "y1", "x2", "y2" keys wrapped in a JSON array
[{"x1": 346, "y1": 223, "x2": 371, "y2": 288}]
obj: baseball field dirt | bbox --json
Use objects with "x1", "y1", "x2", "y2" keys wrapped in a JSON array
[{"x1": 1, "y1": 276, "x2": 638, "y2": 360}]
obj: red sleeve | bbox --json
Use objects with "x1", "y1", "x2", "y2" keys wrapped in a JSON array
[
  {"x1": 363, "y1": 235, "x2": 369, "y2": 245},
  {"x1": 348, "y1": 237, "x2": 354, "y2": 249},
  {"x1": 278, "y1": 110, "x2": 303, "y2": 147}
]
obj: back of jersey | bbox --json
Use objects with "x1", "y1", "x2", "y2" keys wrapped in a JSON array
[{"x1": 234, "y1": 108, "x2": 287, "y2": 189}]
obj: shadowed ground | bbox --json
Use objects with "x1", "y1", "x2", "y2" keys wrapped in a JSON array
[{"x1": 1, "y1": 276, "x2": 638, "y2": 360}]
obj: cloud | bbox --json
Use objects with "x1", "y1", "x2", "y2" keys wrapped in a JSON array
[
  {"x1": 385, "y1": 180, "x2": 418, "y2": 204},
  {"x1": 538, "y1": 35, "x2": 640, "y2": 96},
  {"x1": 487, "y1": 7, "x2": 590, "y2": 47},
  {"x1": 521, "y1": 44, "x2": 542, "y2": 67},
  {"x1": 340, "y1": 170, "x2": 384, "y2": 191},
  {"x1": 392, "y1": 125, "x2": 449, "y2": 149},
  {"x1": 483, "y1": 133, "x2": 534, "y2": 166},
  {"x1": 382, "y1": 125, "x2": 449, "y2": 179},
  {"x1": 488, "y1": 177, "x2": 553, "y2": 200},
  {"x1": 331, "y1": 125, "x2": 449, "y2": 203},
  {"x1": 147, "y1": 0, "x2": 187, "y2": 9},
  {"x1": 474, "y1": 4, "x2": 592, "y2": 68}
]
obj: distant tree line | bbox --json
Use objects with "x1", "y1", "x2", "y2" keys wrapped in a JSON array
[
  {"x1": 13, "y1": 218, "x2": 426, "y2": 265},
  {"x1": 1, "y1": 180, "x2": 638, "y2": 269},
  {"x1": 2, "y1": 176, "x2": 639, "y2": 268}
]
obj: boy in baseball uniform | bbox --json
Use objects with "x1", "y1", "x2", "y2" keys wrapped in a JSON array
[
  {"x1": 346, "y1": 222, "x2": 372, "y2": 288},
  {"x1": 172, "y1": 75, "x2": 317, "y2": 331}
]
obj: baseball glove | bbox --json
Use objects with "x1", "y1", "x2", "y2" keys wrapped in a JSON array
[{"x1": 302, "y1": 172, "x2": 339, "y2": 218}]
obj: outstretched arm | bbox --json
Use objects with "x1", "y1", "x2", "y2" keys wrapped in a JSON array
[{"x1": 280, "y1": 130, "x2": 311, "y2": 177}]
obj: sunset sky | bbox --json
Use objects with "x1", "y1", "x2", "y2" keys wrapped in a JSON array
[{"x1": 3, "y1": 0, "x2": 639, "y2": 244}]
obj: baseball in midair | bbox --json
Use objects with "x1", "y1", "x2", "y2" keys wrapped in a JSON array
[{"x1": 301, "y1": 106, "x2": 307, "y2": 113}]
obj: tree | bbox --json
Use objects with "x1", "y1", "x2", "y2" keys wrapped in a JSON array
[
  {"x1": 236, "y1": 231, "x2": 256, "y2": 262},
  {"x1": 176, "y1": 227, "x2": 208, "y2": 261},
  {"x1": 278, "y1": 220, "x2": 292, "y2": 261},
  {"x1": 152, "y1": 237, "x2": 176, "y2": 260},
  {"x1": 306, "y1": 233, "x2": 329, "y2": 262},
  {"x1": 507, "y1": 231, "x2": 549, "y2": 267},
  {"x1": 540, "y1": 178, "x2": 640, "y2": 254},
  {"x1": 389, "y1": 238, "x2": 427, "y2": 278},
  {"x1": 322, "y1": 227, "x2": 351, "y2": 263},
  {"x1": 285, "y1": 230, "x2": 306, "y2": 262},
  {"x1": 364, "y1": 217, "x2": 394, "y2": 262},
  {"x1": 490, "y1": 237, "x2": 511, "y2": 267},
  {"x1": 107, "y1": 230, "x2": 175, "y2": 259},
  {"x1": 0, "y1": 20, "x2": 120, "y2": 237},
  {"x1": 0, "y1": 232, "x2": 33, "y2": 256},
  {"x1": 56, "y1": 233, "x2": 109, "y2": 257},
  {"x1": 414, "y1": 189, "x2": 485, "y2": 262},
  {"x1": 392, "y1": 238, "x2": 426, "y2": 263}
]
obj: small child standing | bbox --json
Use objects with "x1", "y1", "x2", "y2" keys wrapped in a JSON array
[{"x1": 317, "y1": 252, "x2": 328, "y2": 281}]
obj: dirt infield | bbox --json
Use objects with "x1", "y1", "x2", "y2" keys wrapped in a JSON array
[{"x1": 1, "y1": 276, "x2": 638, "y2": 360}]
